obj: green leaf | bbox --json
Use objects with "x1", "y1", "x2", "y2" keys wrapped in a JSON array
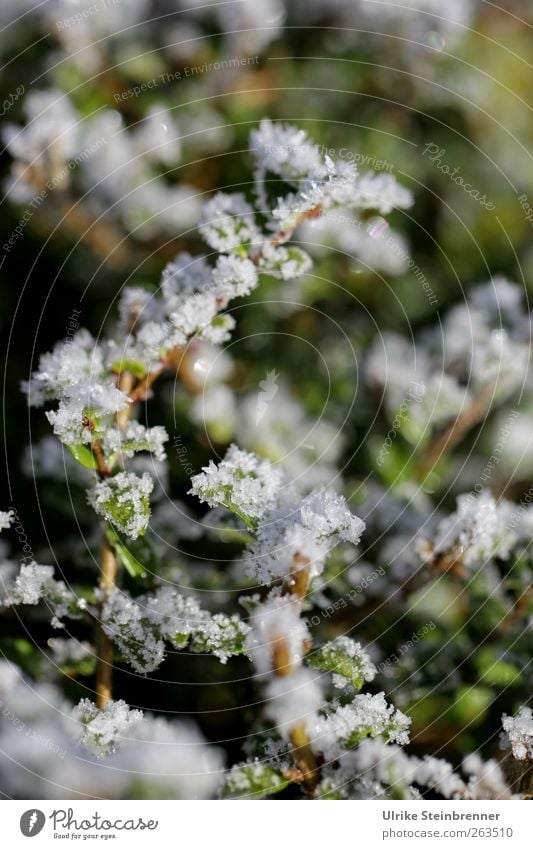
[
  {"x1": 307, "y1": 637, "x2": 375, "y2": 692},
  {"x1": 67, "y1": 443, "x2": 98, "y2": 469},
  {"x1": 475, "y1": 647, "x2": 523, "y2": 686},
  {"x1": 111, "y1": 359, "x2": 147, "y2": 379},
  {"x1": 221, "y1": 763, "x2": 292, "y2": 799},
  {"x1": 106, "y1": 526, "x2": 155, "y2": 579}
]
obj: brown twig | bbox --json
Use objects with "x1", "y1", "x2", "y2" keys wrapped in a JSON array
[
  {"x1": 95, "y1": 532, "x2": 117, "y2": 710},
  {"x1": 416, "y1": 386, "x2": 494, "y2": 481}
]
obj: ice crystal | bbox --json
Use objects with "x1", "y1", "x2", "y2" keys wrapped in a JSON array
[
  {"x1": 428, "y1": 491, "x2": 516, "y2": 569},
  {"x1": 501, "y1": 707, "x2": 533, "y2": 761},
  {"x1": 313, "y1": 693, "x2": 411, "y2": 760},
  {"x1": 0, "y1": 510, "x2": 15, "y2": 532},
  {"x1": 87, "y1": 472, "x2": 154, "y2": 539},
  {"x1": 189, "y1": 444, "x2": 284, "y2": 524}
]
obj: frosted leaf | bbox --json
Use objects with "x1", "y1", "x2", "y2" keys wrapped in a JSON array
[
  {"x1": 257, "y1": 242, "x2": 313, "y2": 280},
  {"x1": 191, "y1": 613, "x2": 250, "y2": 663},
  {"x1": 161, "y1": 252, "x2": 213, "y2": 312},
  {"x1": 199, "y1": 192, "x2": 260, "y2": 254},
  {"x1": 101, "y1": 589, "x2": 166, "y2": 673},
  {"x1": 351, "y1": 171, "x2": 413, "y2": 214},
  {"x1": 199, "y1": 313, "x2": 236, "y2": 344},
  {"x1": 87, "y1": 472, "x2": 153, "y2": 539},
  {"x1": 245, "y1": 595, "x2": 309, "y2": 676},
  {"x1": 313, "y1": 693, "x2": 411, "y2": 760},
  {"x1": 300, "y1": 488, "x2": 365, "y2": 545},
  {"x1": 46, "y1": 381, "x2": 131, "y2": 446},
  {"x1": 244, "y1": 508, "x2": 330, "y2": 585},
  {"x1": 250, "y1": 119, "x2": 326, "y2": 184},
  {"x1": 3, "y1": 561, "x2": 82, "y2": 623},
  {"x1": 74, "y1": 698, "x2": 144, "y2": 758},
  {"x1": 307, "y1": 637, "x2": 376, "y2": 691},
  {"x1": 102, "y1": 422, "x2": 168, "y2": 463},
  {"x1": 222, "y1": 761, "x2": 291, "y2": 799},
  {"x1": 501, "y1": 707, "x2": 533, "y2": 761},
  {"x1": 0, "y1": 510, "x2": 15, "y2": 532},
  {"x1": 7, "y1": 563, "x2": 55, "y2": 605},
  {"x1": 189, "y1": 444, "x2": 284, "y2": 525},
  {"x1": 102, "y1": 586, "x2": 248, "y2": 672},
  {"x1": 244, "y1": 489, "x2": 364, "y2": 585},
  {"x1": 212, "y1": 254, "x2": 258, "y2": 298},
  {"x1": 428, "y1": 491, "x2": 516, "y2": 569},
  {"x1": 24, "y1": 329, "x2": 105, "y2": 407}
]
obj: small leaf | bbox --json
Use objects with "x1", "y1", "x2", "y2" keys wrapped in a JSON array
[
  {"x1": 307, "y1": 637, "x2": 375, "y2": 692},
  {"x1": 106, "y1": 526, "x2": 155, "y2": 579},
  {"x1": 111, "y1": 359, "x2": 147, "y2": 378},
  {"x1": 221, "y1": 763, "x2": 292, "y2": 799},
  {"x1": 67, "y1": 444, "x2": 98, "y2": 469}
]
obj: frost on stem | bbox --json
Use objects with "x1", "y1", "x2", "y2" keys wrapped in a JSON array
[
  {"x1": 421, "y1": 491, "x2": 517, "y2": 571},
  {"x1": 102, "y1": 422, "x2": 168, "y2": 463},
  {"x1": 250, "y1": 119, "x2": 413, "y2": 233},
  {"x1": 88, "y1": 472, "x2": 153, "y2": 540},
  {"x1": 245, "y1": 487, "x2": 365, "y2": 586},
  {"x1": 245, "y1": 594, "x2": 309, "y2": 676}
]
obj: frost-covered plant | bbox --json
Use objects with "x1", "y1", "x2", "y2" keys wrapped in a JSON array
[{"x1": 3, "y1": 120, "x2": 418, "y2": 798}]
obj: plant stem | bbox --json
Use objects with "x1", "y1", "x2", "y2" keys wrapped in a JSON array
[
  {"x1": 95, "y1": 531, "x2": 117, "y2": 709},
  {"x1": 94, "y1": 370, "x2": 135, "y2": 709},
  {"x1": 416, "y1": 386, "x2": 493, "y2": 481}
]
